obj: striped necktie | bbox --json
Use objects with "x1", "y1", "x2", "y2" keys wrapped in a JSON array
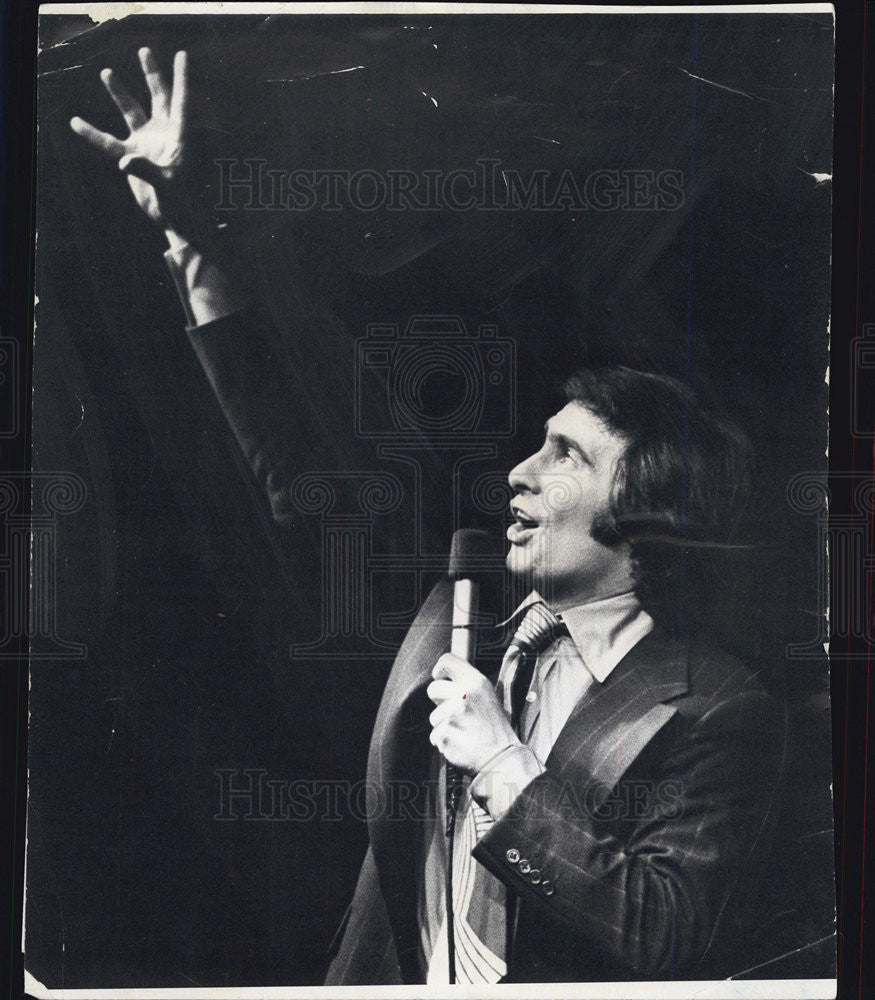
[
  {"x1": 429, "y1": 602, "x2": 567, "y2": 984},
  {"x1": 507, "y1": 602, "x2": 569, "y2": 732}
]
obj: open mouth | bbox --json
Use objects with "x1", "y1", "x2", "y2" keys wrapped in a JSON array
[
  {"x1": 508, "y1": 505, "x2": 541, "y2": 542},
  {"x1": 510, "y1": 503, "x2": 539, "y2": 527}
]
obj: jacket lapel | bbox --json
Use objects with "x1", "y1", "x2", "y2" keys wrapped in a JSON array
[
  {"x1": 364, "y1": 579, "x2": 509, "y2": 980},
  {"x1": 367, "y1": 578, "x2": 452, "y2": 775},
  {"x1": 365, "y1": 590, "x2": 688, "y2": 976},
  {"x1": 546, "y1": 628, "x2": 689, "y2": 811},
  {"x1": 366, "y1": 578, "x2": 453, "y2": 981}
]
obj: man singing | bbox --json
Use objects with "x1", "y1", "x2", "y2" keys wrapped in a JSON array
[
  {"x1": 325, "y1": 367, "x2": 783, "y2": 985},
  {"x1": 71, "y1": 50, "x2": 784, "y2": 986}
]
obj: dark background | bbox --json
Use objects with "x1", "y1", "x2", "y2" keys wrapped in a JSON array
[{"x1": 1, "y1": 6, "x2": 850, "y2": 991}]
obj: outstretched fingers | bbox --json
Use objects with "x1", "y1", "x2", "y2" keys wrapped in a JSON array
[
  {"x1": 100, "y1": 68, "x2": 147, "y2": 132},
  {"x1": 138, "y1": 47, "x2": 170, "y2": 117},
  {"x1": 169, "y1": 50, "x2": 189, "y2": 131},
  {"x1": 69, "y1": 116, "x2": 127, "y2": 159}
]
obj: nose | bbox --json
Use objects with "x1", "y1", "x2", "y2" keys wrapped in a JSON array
[{"x1": 508, "y1": 449, "x2": 541, "y2": 494}]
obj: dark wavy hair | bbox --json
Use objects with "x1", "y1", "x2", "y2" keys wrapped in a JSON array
[{"x1": 564, "y1": 367, "x2": 754, "y2": 627}]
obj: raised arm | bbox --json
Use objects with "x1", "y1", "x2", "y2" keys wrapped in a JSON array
[
  {"x1": 70, "y1": 48, "x2": 241, "y2": 327},
  {"x1": 69, "y1": 49, "x2": 319, "y2": 520},
  {"x1": 68, "y1": 50, "x2": 442, "y2": 525}
]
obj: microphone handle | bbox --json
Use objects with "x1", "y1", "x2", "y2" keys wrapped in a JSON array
[
  {"x1": 444, "y1": 617, "x2": 469, "y2": 832},
  {"x1": 444, "y1": 618, "x2": 471, "y2": 985},
  {"x1": 450, "y1": 579, "x2": 478, "y2": 662},
  {"x1": 444, "y1": 535, "x2": 488, "y2": 986},
  {"x1": 446, "y1": 579, "x2": 479, "y2": 833}
]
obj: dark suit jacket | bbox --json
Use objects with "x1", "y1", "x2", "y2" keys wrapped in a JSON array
[
  {"x1": 325, "y1": 578, "x2": 786, "y2": 984},
  {"x1": 185, "y1": 309, "x2": 786, "y2": 985}
]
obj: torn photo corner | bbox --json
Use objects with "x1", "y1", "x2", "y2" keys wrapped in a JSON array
[{"x1": 26, "y1": 3, "x2": 836, "y2": 998}]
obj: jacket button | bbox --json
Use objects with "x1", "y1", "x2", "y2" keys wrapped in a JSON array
[
  {"x1": 529, "y1": 869, "x2": 541, "y2": 884},
  {"x1": 542, "y1": 880, "x2": 555, "y2": 896},
  {"x1": 518, "y1": 859, "x2": 531, "y2": 874},
  {"x1": 506, "y1": 848, "x2": 520, "y2": 864}
]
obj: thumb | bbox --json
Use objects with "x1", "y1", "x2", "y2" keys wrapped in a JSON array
[{"x1": 118, "y1": 154, "x2": 165, "y2": 189}]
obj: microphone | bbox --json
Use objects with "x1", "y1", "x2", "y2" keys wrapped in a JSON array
[
  {"x1": 444, "y1": 528, "x2": 492, "y2": 985},
  {"x1": 449, "y1": 528, "x2": 492, "y2": 660},
  {"x1": 445, "y1": 529, "x2": 492, "y2": 825}
]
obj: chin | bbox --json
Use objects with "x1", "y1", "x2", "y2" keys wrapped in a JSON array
[
  {"x1": 506, "y1": 551, "x2": 549, "y2": 592},
  {"x1": 506, "y1": 550, "x2": 531, "y2": 581}
]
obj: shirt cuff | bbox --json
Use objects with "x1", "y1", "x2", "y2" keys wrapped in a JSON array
[
  {"x1": 164, "y1": 241, "x2": 243, "y2": 329},
  {"x1": 469, "y1": 743, "x2": 545, "y2": 822}
]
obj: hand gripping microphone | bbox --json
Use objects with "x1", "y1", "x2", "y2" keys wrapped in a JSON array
[{"x1": 444, "y1": 528, "x2": 492, "y2": 984}]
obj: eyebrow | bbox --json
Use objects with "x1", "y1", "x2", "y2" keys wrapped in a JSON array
[{"x1": 543, "y1": 421, "x2": 592, "y2": 464}]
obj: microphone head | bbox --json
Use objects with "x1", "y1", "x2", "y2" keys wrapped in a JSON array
[{"x1": 448, "y1": 529, "x2": 494, "y2": 581}]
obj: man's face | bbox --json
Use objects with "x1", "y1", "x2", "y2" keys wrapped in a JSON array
[{"x1": 506, "y1": 401, "x2": 632, "y2": 608}]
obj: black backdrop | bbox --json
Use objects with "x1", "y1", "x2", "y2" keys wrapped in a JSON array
[{"x1": 27, "y1": 11, "x2": 834, "y2": 988}]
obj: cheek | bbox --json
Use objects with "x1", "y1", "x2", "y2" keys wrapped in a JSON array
[
  {"x1": 554, "y1": 498, "x2": 595, "y2": 538},
  {"x1": 551, "y1": 504, "x2": 603, "y2": 562},
  {"x1": 542, "y1": 473, "x2": 585, "y2": 519}
]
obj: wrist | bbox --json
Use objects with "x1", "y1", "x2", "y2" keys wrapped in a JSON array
[
  {"x1": 164, "y1": 239, "x2": 244, "y2": 328},
  {"x1": 164, "y1": 228, "x2": 188, "y2": 253},
  {"x1": 470, "y1": 743, "x2": 545, "y2": 821}
]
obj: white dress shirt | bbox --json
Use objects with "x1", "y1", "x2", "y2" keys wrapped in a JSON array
[{"x1": 418, "y1": 588, "x2": 654, "y2": 974}]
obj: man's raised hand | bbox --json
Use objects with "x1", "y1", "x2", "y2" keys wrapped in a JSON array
[{"x1": 70, "y1": 49, "x2": 193, "y2": 236}]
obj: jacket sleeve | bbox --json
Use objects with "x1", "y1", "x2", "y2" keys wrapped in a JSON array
[
  {"x1": 186, "y1": 308, "x2": 315, "y2": 524},
  {"x1": 165, "y1": 235, "x2": 320, "y2": 517},
  {"x1": 184, "y1": 303, "x2": 448, "y2": 530},
  {"x1": 471, "y1": 682, "x2": 784, "y2": 977}
]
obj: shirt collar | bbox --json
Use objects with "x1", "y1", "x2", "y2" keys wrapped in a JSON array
[{"x1": 507, "y1": 590, "x2": 655, "y2": 684}]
